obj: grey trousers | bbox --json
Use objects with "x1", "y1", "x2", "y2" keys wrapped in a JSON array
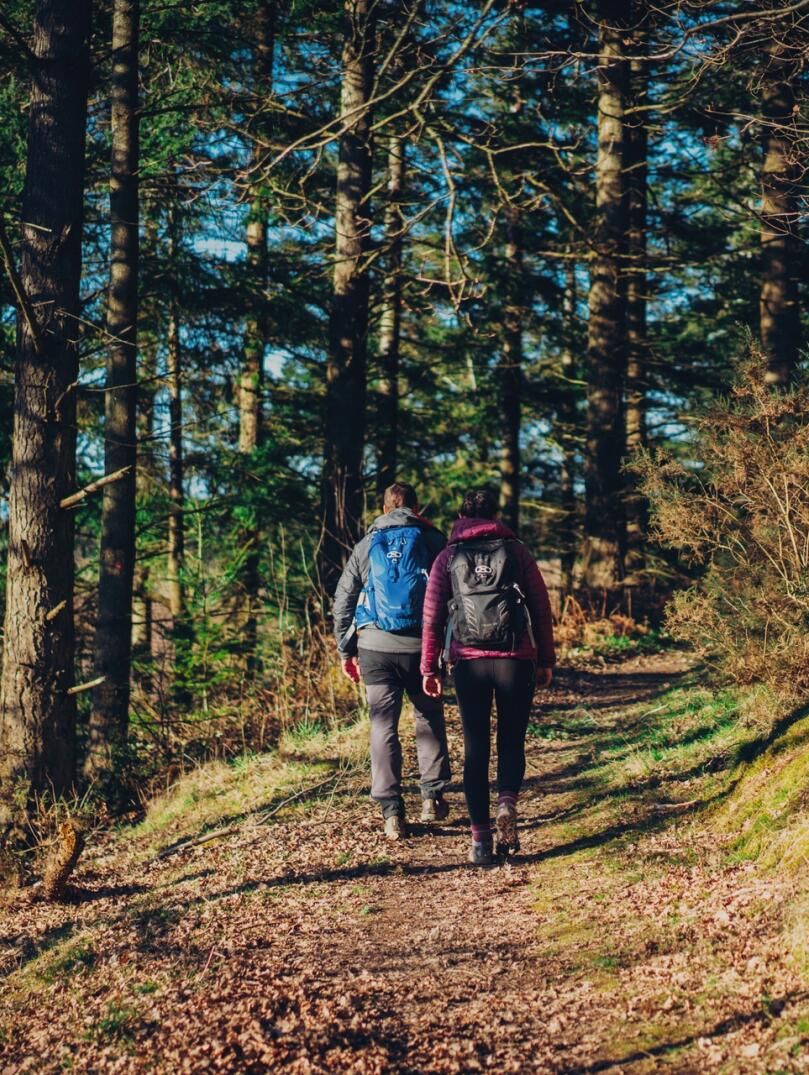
[{"x1": 358, "y1": 649, "x2": 451, "y2": 815}]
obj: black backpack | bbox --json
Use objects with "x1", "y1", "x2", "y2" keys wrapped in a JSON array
[{"x1": 447, "y1": 538, "x2": 528, "y2": 650}]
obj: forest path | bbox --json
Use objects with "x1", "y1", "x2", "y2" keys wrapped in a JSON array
[{"x1": 3, "y1": 653, "x2": 808, "y2": 1073}]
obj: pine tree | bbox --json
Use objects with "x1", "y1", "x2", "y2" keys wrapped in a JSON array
[
  {"x1": 376, "y1": 134, "x2": 405, "y2": 498},
  {"x1": 86, "y1": 0, "x2": 141, "y2": 793},
  {"x1": 321, "y1": 0, "x2": 375, "y2": 591},
  {"x1": 0, "y1": 0, "x2": 91, "y2": 832},
  {"x1": 583, "y1": 0, "x2": 629, "y2": 590},
  {"x1": 623, "y1": 12, "x2": 649, "y2": 582},
  {"x1": 759, "y1": 47, "x2": 800, "y2": 387}
]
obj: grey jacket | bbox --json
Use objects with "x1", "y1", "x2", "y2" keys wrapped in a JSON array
[{"x1": 332, "y1": 508, "x2": 447, "y2": 657}]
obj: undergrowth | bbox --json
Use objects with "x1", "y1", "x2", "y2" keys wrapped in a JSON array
[
  {"x1": 128, "y1": 710, "x2": 371, "y2": 858},
  {"x1": 637, "y1": 349, "x2": 809, "y2": 698}
]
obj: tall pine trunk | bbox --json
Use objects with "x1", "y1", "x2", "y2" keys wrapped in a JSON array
[
  {"x1": 131, "y1": 335, "x2": 157, "y2": 680},
  {"x1": 321, "y1": 0, "x2": 374, "y2": 592},
  {"x1": 167, "y1": 271, "x2": 184, "y2": 628},
  {"x1": 0, "y1": 0, "x2": 90, "y2": 833},
  {"x1": 376, "y1": 134, "x2": 405, "y2": 499},
  {"x1": 86, "y1": 0, "x2": 141, "y2": 791},
  {"x1": 498, "y1": 209, "x2": 523, "y2": 533},
  {"x1": 238, "y1": 0, "x2": 276, "y2": 670},
  {"x1": 623, "y1": 35, "x2": 648, "y2": 582},
  {"x1": 583, "y1": 0, "x2": 629, "y2": 590},
  {"x1": 760, "y1": 54, "x2": 800, "y2": 388},
  {"x1": 559, "y1": 258, "x2": 579, "y2": 594}
]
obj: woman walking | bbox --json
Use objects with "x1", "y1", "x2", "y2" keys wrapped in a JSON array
[{"x1": 421, "y1": 488, "x2": 555, "y2": 865}]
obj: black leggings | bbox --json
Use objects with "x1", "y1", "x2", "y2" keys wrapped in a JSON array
[{"x1": 453, "y1": 658, "x2": 535, "y2": 826}]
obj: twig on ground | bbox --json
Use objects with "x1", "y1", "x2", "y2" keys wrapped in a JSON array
[
  {"x1": 151, "y1": 770, "x2": 350, "y2": 862},
  {"x1": 257, "y1": 771, "x2": 347, "y2": 825},
  {"x1": 653, "y1": 798, "x2": 703, "y2": 813}
]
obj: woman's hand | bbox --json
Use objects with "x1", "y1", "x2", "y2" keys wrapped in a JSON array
[
  {"x1": 423, "y1": 674, "x2": 443, "y2": 699},
  {"x1": 536, "y1": 666, "x2": 554, "y2": 689}
]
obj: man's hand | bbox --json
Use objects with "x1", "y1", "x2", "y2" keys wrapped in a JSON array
[
  {"x1": 536, "y1": 666, "x2": 554, "y2": 689},
  {"x1": 422, "y1": 674, "x2": 443, "y2": 699},
  {"x1": 341, "y1": 656, "x2": 360, "y2": 684}
]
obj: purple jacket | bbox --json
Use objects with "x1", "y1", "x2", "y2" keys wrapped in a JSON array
[{"x1": 420, "y1": 517, "x2": 556, "y2": 676}]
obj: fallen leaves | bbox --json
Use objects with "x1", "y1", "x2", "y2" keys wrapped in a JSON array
[{"x1": 2, "y1": 654, "x2": 809, "y2": 1072}]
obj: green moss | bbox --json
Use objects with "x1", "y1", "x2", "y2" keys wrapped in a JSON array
[
  {"x1": 83, "y1": 1002, "x2": 140, "y2": 1044},
  {"x1": 709, "y1": 700, "x2": 809, "y2": 868},
  {"x1": 33, "y1": 935, "x2": 94, "y2": 984}
]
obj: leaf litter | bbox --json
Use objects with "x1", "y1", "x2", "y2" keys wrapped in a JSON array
[{"x1": 2, "y1": 653, "x2": 809, "y2": 1073}]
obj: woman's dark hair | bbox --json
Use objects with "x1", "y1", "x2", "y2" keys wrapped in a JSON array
[{"x1": 459, "y1": 487, "x2": 499, "y2": 519}]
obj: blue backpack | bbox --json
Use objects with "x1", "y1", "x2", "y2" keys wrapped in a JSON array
[{"x1": 355, "y1": 526, "x2": 432, "y2": 632}]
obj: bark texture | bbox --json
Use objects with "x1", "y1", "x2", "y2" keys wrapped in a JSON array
[
  {"x1": 376, "y1": 134, "x2": 405, "y2": 499},
  {"x1": 239, "y1": 0, "x2": 276, "y2": 671},
  {"x1": 559, "y1": 258, "x2": 579, "y2": 594},
  {"x1": 498, "y1": 210, "x2": 523, "y2": 534},
  {"x1": 583, "y1": 0, "x2": 629, "y2": 590},
  {"x1": 321, "y1": 0, "x2": 374, "y2": 592},
  {"x1": 131, "y1": 333, "x2": 157, "y2": 676},
  {"x1": 167, "y1": 277, "x2": 184, "y2": 625},
  {"x1": 0, "y1": 0, "x2": 91, "y2": 831},
  {"x1": 623, "y1": 37, "x2": 648, "y2": 582},
  {"x1": 86, "y1": 0, "x2": 141, "y2": 789},
  {"x1": 760, "y1": 55, "x2": 800, "y2": 388}
]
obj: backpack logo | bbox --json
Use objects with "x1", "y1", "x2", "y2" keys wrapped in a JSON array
[
  {"x1": 474, "y1": 563, "x2": 494, "y2": 583},
  {"x1": 386, "y1": 549, "x2": 402, "y2": 563}
]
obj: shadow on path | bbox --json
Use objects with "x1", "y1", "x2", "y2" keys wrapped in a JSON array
[{"x1": 562, "y1": 991, "x2": 808, "y2": 1074}]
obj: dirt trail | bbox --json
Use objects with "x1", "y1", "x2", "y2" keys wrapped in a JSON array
[{"x1": 2, "y1": 653, "x2": 808, "y2": 1073}]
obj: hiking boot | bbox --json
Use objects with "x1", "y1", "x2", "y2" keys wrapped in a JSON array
[
  {"x1": 420, "y1": 795, "x2": 450, "y2": 823},
  {"x1": 384, "y1": 814, "x2": 406, "y2": 841},
  {"x1": 468, "y1": 836, "x2": 494, "y2": 866},
  {"x1": 495, "y1": 802, "x2": 520, "y2": 855}
]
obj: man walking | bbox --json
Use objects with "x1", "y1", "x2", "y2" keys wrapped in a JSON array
[{"x1": 333, "y1": 482, "x2": 451, "y2": 839}]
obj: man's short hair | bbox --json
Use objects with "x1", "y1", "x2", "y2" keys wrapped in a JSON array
[{"x1": 383, "y1": 481, "x2": 418, "y2": 510}]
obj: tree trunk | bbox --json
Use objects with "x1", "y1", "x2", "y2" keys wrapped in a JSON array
[
  {"x1": 498, "y1": 209, "x2": 523, "y2": 533},
  {"x1": 86, "y1": 0, "x2": 140, "y2": 791},
  {"x1": 623, "y1": 36, "x2": 648, "y2": 582},
  {"x1": 131, "y1": 332, "x2": 157, "y2": 674},
  {"x1": 760, "y1": 55, "x2": 800, "y2": 388},
  {"x1": 238, "y1": 0, "x2": 276, "y2": 672},
  {"x1": 321, "y1": 0, "x2": 374, "y2": 592},
  {"x1": 583, "y1": 0, "x2": 629, "y2": 590},
  {"x1": 376, "y1": 134, "x2": 405, "y2": 500},
  {"x1": 0, "y1": 0, "x2": 90, "y2": 833},
  {"x1": 167, "y1": 277, "x2": 184, "y2": 627},
  {"x1": 559, "y1": 258, "x2": 579, "y2": 594}
]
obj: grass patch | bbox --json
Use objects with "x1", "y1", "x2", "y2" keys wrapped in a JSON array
[
  {"x1": 709, "y1": 689, "x2": 809, "y2": 869},
  {"x1": 288, "y1": 716, "x2": 328, "y2": 741},
  {"x1": 128, "y1": 714, "x2": 369, "y2": 858},
  {"x1": 528, "y1": 666, "x2": 809, "y2": 1067},
  {"x1": 533, "y1": 674, "x2": 809, "y2": 881},
  {"x1": 41, "y1": 939, "x2": 96, "y2": 981},
  {"x1": 564, "y1": 628, "x2": 671, "y2": 664},
  {"x1": 84, "y1": 1002, "x2": 140, "y2": 1045},
  {"x1": 5, "y1": 929, "x2": 99, "y2": 1014},
  {"x1": 529, "y1": 682, "x2": 751, "y2": 854}
]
